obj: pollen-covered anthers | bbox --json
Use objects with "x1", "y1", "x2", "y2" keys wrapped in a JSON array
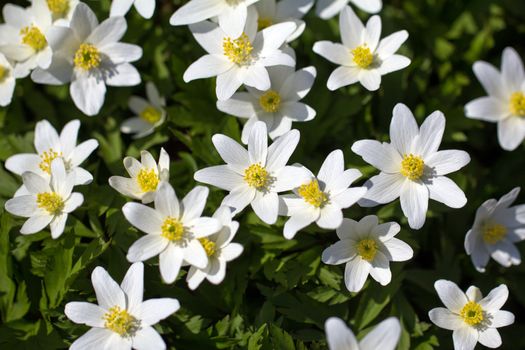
[
  {"x1": 244, "y1": 163, "x2": 269, "y2": 189},
  {"x1": 20, "y1": 26, "x2": 47, "y2": 52},
  {"x1": 298, "y1": 180, "x2": 328, "y2": 208},
  {"x1": 103, "y1": 306, "x2": 140, "y2": 337},
  {"x1": 510, "y1": 91, "x2": 525, "y2": 117},
  {"x1": 356, "y1": 239, "x2": 378, "y2": 261},
  {"x1": 482, "y1": 223, "x2": 507, "y2": 244},
  {"x1": 199, "y1": 237, "x2": 217, "y2": 257},
  {"x1": 140, "y1": 106, "x2": 162, "y2": 124},
  {"x1": 74, "y1": 43, "x2": 101, "y2": 71},
  {"x1": 0, "y1": 65, "x2": 9, "y2": 83},
  {"x1": 400, "y1": 154, "x2": 425, "y2": 181},
  {"x1": 47, "y1": 0, "x2": 69, "y2": 17},
  {"x1": 161, "y1": 217, "x2": 185, "y2": 242},
  {"x1": 39, "y1": 149, "x2": 62, "y2": 174},
  {"x1": 37, "y1": 192, "x2": 64, "y2": 215},
  {"x1": 136, "y1": 168, "x2": 159, "y2": 192},
  {"x1": 351, "y1": 45, "x2": 374, "y2": 69},
  {"x1": 257, "y1": 17, "x2": 273, "y2": 30},
  {"x1": 259, "y1": 90, "x2": 281, "y2": 113},
  {"x1": 223, "y1": 33, "x2": 253, "y2": 65},
  {"x1": 460, "y1": 301, "x2": 484, "y2": 326}
]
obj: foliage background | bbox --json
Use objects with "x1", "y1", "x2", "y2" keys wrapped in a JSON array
[{"x1": 1, "y1": 0, "x2": 525, "y2": 348}]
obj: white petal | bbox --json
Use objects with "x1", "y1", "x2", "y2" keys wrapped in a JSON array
[
  {"x1": 344, "y1": 258, "x2": 370, "y2": 293},
  {"x1": 23, "y1": 172, "x2": 51, "y2": 193},
  {"x1": 369, "y1": 251, "x2": 391, "y2": 286},
  {"x1": 266, "y1": 129, "x2": 299, "y2": 171},
  {"x1": 101, "y1": 43, "x2": 142, "y2": 64},
  {"x1": 169, "y1": 0, "x2": 225, "y2": 26},
  {"x1": 136, "y1": 298, "x2": 180, "y2": 326},
  {"x1": 317, "y1": 204, "x2": 343, "y2": 229},
  {"x1": 70, "y1": 328, "x2": 113, "y2": 350},
  {"x1": 466, "y1": 286, "x2": 483, "y2": 303},
  {"x1": 324, "y1": 317, "x2": 359, "y2": 350},
  {"x1": 104, "y1": 63, "x2": 141, "y2": 87},
  {"x1": 110, "y1": 0, "x2": 134, "y2": 17},
  {"x1": 212, "y1": 134, "x2": 250, "y2": 172},
  {"x1": 216, "y1": 67, "x2": 244, "y2": 101},
  {"x1": 390, "y1": 103, "x2": 418, "y2": 155},
  {"x1": 120, "y1": 262, "x2": 143, "y2": 312},
  {"x1": 502, "y1": 47, "x2": 524, "y2": 92},
  {"x1": 91, "y1": 266, "x2": 126, "y2": 310},
  {"x1": 159, "y1": 244, "x2": 183, "y2": 284},
  {"x1": 383, "y1": 238, "x2": 413, "y2": 262},
  {"x1": 400, "y1": 180, "x2": 429, "y2": 230},
  {"x1": 50, "y1": 213, "x2": 68, "y2": 239},
  {"x1": 134, "y1": 0, "x2": 155, "y2": 19},
  {"x1": 428, "y1": 308, "x2": 464, "y2": 330},
  {"x1": 183, "y1": 239, "x2": 208, "y2": 268},
  {"x1": 154, "y1": 182, "x2": 180, "y2": 218},
  {"x1": 87, "y1": 17, "x2": 126, "y2": 47},
  {"x1": 35, "y1": 119, "x2": 60, "y2": 154},
  {"x1": 478, "y1": 328, "x2": 501, "y2": 349},
  {"x1": 64, "y1": 302, "x2": 106, "y2": 328},
  {"x1": 425, "y1": 150, "x2": 471, "y2": 176},
  {"x1": 189, "y1": 20, "x2": 227, "y2": 54},
  {"x1": 465, "y1": 97, "x2": 507, "y2": 122},
  {"x1": 434, "y1": 279, "x2": 468, "y2": 313},
  {"x1": 243, "y1": 65, "x2": 271, "y2": 91},
  {"x1": 216, "y1": 92, "x2": 256, "y2": 117},
  {"x1": 358, "y1": 69, "x2": 381, "y2": 91},
  {"x1": 312, "y1": 41, "x2": 352, "y2": 66},
  {"x1": 376, "y1": 30, "x2": 408, "y2": 59},
  {"x1": 183, "y1": 54, "x2": 233, "y2": 81},
  {"x1": 248, "y1": 121, "x2": 268, "y2": 165},
  {"x1": 132, "y1": 326, "x2": 166, "y2": 350},
  {"x1": 364, "y1": 15, "x2": 381, "y2": 51},
  {"x1": 497, "y1": 116, "x2": 525, "y2": 151},
  {"x1": 279, "y1": 66, "x2": 316, "y2": 101},
  {"x1": 127, "y1": 235, "x2": 168, "y2": 262},
  {"x1": 473, "y1": 61, "x2": 505, "y2": 99},
  {"x1": 220, "y1": 242, "x2": 244, "y2": 261},
  {"x1": 358, "y1": 173, "x2": 404, "y2": 207},
  {"x1": 20, "y1": 215, "x2": 53, "y2": 234},
  {"x1": 70, "y1": 74, "x2": 106, "y2": 116},
  {"x1": 351, "y1": 0, "x2": 382, "y2": 13},
  {"x1": 359, "y1": 317, "x2": 401, "y2": 350},
  {"x1": 491, "y1": 310, "x2": 515, "y2": 328},
  {"x1": 4, "y1": 154, "x2": 41, "y2": 176},
  {"x1": 70, "y1": 3, "x2": 99, "y2": 41},
  {"x1": 222, "y1": 185, "x2": 256, "y2": 213},
  {"x1": 194, "y1": 165, "x2": 244, "y2": 191},
  {"x1": 251, "y1": 191, "x2": 279, "y2": 224},
  {"x1": 218, "y1": 3, "x2": 247, "y2": 38},
  {"x1": 181, "y1": 186, "x2": 208, "y2": 222},
  {"x1": 427, "y1": 176, "x2": 467, "y2": 209},
  {"x1": 317, "y1": 149, "x2": 343, "y2": 185},
  {"x1": 331, "y1": 187, "x2": 367, "y2": 209},
  {"x1": 190, "y1": 217, "x2": 221, "y2": 238},
  {"x1": 339, "y1": 5, "x2": 364, "y2": 48},
  {"x1": 322, "y1": 240, "x2": 355, "y2": 265},
  {"x1": 122, "y1": 202, "x2": 164, "y2": 234},
  {"x1": 453, "y1": 327, "x2": 478, "y2": 350},
  {"x1": 5, "y1": 195, "x2": 38, "y2": 217},
  {"x1": 351, "y1": 140, "x2": 402, "y2": 173},
  {"x1": 416, "y1": 110, "x2": 445, "y2": 158},
  {"x1": 479, "y1": 284, "x2": 509, "y2": 312},
  {"x1": 272, "y1": 165, "x2": 311, "y2": 192}
]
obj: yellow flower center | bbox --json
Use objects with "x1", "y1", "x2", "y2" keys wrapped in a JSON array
[
  {"x1": 223, "y1": 33, "x2": 253, "y2": 65},
  {"x1": 74, "y1": 43, "x2": 101, "y2": 71},
  {"x1": 140, "y1": 105, "x2": 162, "y2": 124},
  {"x1": 0, "y1": 65, "x2": 9, "y2": 83},
  {"x1": 161, "y1": 217, "x2": 185, "y2": 242},
  {"x1": 37, "y1": 192, "x2": 64, "y2": 214},
  {"x1": 259, "y1": 90, "x2": 281, "y2": 113},
  {"x1": 47, "y1": 0, "x2": 69, "y2": 16},
  {"x1": 39, "y1": 149, "x2": 62, "y2": 174},
  {"x1": 509, "y1": 91, "x2": 525, "y2": 117},
  {"x1": 257, "y1": 17, "x2": 273, "y2": 30},
  {"x1": 244, "y1": 163, "x2": 269, "y2": 189},
  {"x1": 351, "y1": 45, "x2": 374, "y2": 69},
  {"x1": 136, "y1": 168, "x2": 159, "y2": 193},
  {"x1": 298, "y1": 180, "x2": 328, "y2": 208},
  {"x1": 356, "y1": 239, "x2": 378, "y2": 261},
  {"x1": 459, "y1": 301, "x2": 484, "y2": 326},
  {"x1": 103, "y1": 306, "x2": 139, "y2": 337},
  {"x1": 482, "y1": 223, "x2": 507, "y2": 244},
  {"x1": 400, "y1": 154, "x2": 425, "y2": 181},
  {"x1": 199, "y1": 237, "x2": 217, "y2": 257},
  {"x1": 20, "y1": 26, "x2": 47, "y2": 52}
]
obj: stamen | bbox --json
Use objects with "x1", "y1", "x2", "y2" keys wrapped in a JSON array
[
  {"x1": 20, "y1": 26, "x2": 47, "y2": 52},
  {"x1": 37, "y1": 192, "x2": 64, "y2": 214},
  {"x1": 136, "y1": 168, "x2": 159, "y2": 193},
  {"x1": 39, "y1": 149, "x2": 62, "y2": 174},
  {"x1": 259, "y1": 90, "x2": 281, "y2": 113},
  {"x1": 47, "y1": 0, "x2": 69, "y2": 17},
  {"x1": 357, "y1": 239, "x2": 378, "y2": 261},
  {"x1": 161, "y1": 217, "x2": 185, "y2": 242},
  {"x1": 298, "y1": 180, "x2": 328, "y2": 208},
  {"x1": 0, "y1": 65, "x2": 8, "y2": 83},
  {"x1": 482, "y1": 223, "x2": 507, "y2": 244},
  {"x1": 223, "y1": 33, "x2": 253, "y2": 65},
  {"x1": 459, "y1": 301, "x2": 484, "y2": 326},
  {"x1": 351, "y1": 45, "x2": 374, "y2": 69},
  {"x1": 74, "y1": 43, "x2": 101, "y2": 71},
  {"x1": 103, "y1": 306, "x2": 140, "y2": 337},
  {"x1": 244, "y1": 163, "x2": 269, "y2": 189},
  {"x1": 400, "y1": 154, "x2": 425, "y2": 181},
  {"x1": 140, "y1": 106, "x2": 162, "y2": 124},
  {"x1": 509, "y1": 92, "x2": 525, "y2": 117},
  {"x1": 199, "y1": 238, "x2": 216, "y2": 257}
]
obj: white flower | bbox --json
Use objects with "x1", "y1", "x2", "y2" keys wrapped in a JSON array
[
  {"x1": 465, "y1": 187, "x2": 525, "y2": 272},
  {"x1": 110, "y1": 0, "x2": 155, "y2": 19},
  {"x1": 35, "y1": 0, "x2": 79, "y2": 23},
  {"x1": 121, "y1": 82, "x2": 166, "y2": 139},
  {"x1": 279, "y1": 150, "x2": 367, "y2": 239},
  {"x1": 325, "y1": 316, "x2": 401, "y2": 350},
  {"x1": 351, "y1": 103, "x2": 470, "y2": 229},
  {"x1": 316, "y1": 0, "x2": 382, "y2": 19},
  {"x1": 0, "y1": 53, "x2": 15, "y2": 106},
  {"x1": 313, "y1": 6, "x2": 410, "y2": 91},
  {"x1": 254, "y1": 0, "x2": 314, "y2": 42},
  {"x1": 109, "y1": 148, "x2": 169, "y2": 204},
  {"x1": 322, "y1": 215, "x2": 413, "y2": 292},
  {"x1": 169, "y1": 0, "x2": 260, "y2": 38},
  {"x1": 5, "y1": 119, "x2": 99, "y2": 193},
  {"x1": 429, "y1": 280, "x2": 514, "y2": 350},
  {"x1": 0, "y1": 0, "x2": 53, "y2": 78},
  {"x1": 186, "y1": 206, "x2": 244, "y2": 290},
  {"x1": 465, "y1": 47, "x2": 525, "y2": 151},
  {"x1": 5, "y1": 158, "x2": 84, "y2": 239},
  {"x1": 194, "y1": 121, "x2": 308, "y2": 224},
  {"x1": 31, "y1": 3, "x2": 143, "y2": 116},
  {"x1": 65, "y1": 262, "x2": 180, "y2": 350},
  {"x1": 183, "y1": 12, "x2": 296, "y2": 101},
  {"x1": 123, "y1": 183, "x2": 222, "y2": 284},
  {"x1": 217, "y1": 65, "x2": 316, "y2": 143}
]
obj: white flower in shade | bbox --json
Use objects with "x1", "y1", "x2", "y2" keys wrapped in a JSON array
[
  {"x1": 186, "y1": 206, "x2": 244, "y2": 290},
  {"x1": 5, "y1": 119, "x2": 98, "y2": 192},
  {"x1": 122, "y1": 183, "x2": 222, "y2": 284},
  {"x1": 322, "y1": 215, "x2": 413, "y2": 293},
  {"x1": 0, "y1": 53, "x2": 15, "y2": 106},
  {"x1": 31, "y1": 3, "x2": 142, "y2": 116},
  {"x1": 279, "y1": 150, "x2": 367, "y2": 239},
  {"x1": 4, "y1": 159, "x2": 83, "y2": 238},
  {"x1": 110, "y1": 0, "x2": 156, "y2": 19},
  {"x1": 316, "y1": 0, "x2": 382, "y2": 19},
  {"x1": 254, "y1": 0, "x2": 314, "y2": 42},
  {"x1": 465, "y1": 187, "x2": 525, "y2": 272},
  {"x1": 35, "y1": 0, "x2": 79, "y2": 23},
  {"x1": 65, "y1": 262, "x2": 180, "y2": 350},
  {"x1": 109, "y1": 148, "x2": 169, "y2": 204},
  {"x1": 217, "y1": 65, "x2": 316, "y2": 143},
  {"x1": 351, "y1": 103, "x2": 470, "y2": 229},
  {"x1": 0, "y1": 0, "x2": 53, "y2": 78},
  {"x1": 194, "y1": 121, "x2": 308, "y2": 224},
  {"x1": 313, "y1": 6, "x2": 410, "y2": 91},
  {"x1": 429, "y1": 280, "x2": 514, "y2": 350},
  {"x1": 121, "y1": 82, "x2": 166, "y2": 139},
  {"x1": 169, "y1": 0, "x2": 260, "y2": 38},
  {"x1": 183, "y1": 13, "x2": 296, "y2": 101},
  {"x1": 325, "y1": 317, "x2": 401, "y2": 350},
  {"x1": 465, "y1": 47, "x2": 525, "y2": 151}
]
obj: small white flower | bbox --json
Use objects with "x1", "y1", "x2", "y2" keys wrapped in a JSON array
[
  {"x1": 429, "y1": 280, "x2": 515, "y2": 350},
  {"x1": 35, "y1": 0, "x2": 79, "y2": 23},
  {"x1": 194, "y1": 121, "x2": 308, "y2": 224},
  {"x1": 65, "y1": 262, "x2": 180, "y2": 350},
  {"x1": 465, "y1": 47, "x2": 525, "y2": 151},
  {"x1": 322, "y1": 215, "x2": 413, "y2": 293},
  {"x1": 5, "y1": 158, "x2": 84, "y2": 239},
  {"x1": 352, "y1": 103, "x2": 470, "y2": 229},
  {"x1": 170, "y1": 0, "x2": 260, "y2": 38},
  {"x1": 324, "y1": 316, "x2": 401, "y2": 350},
  {"x1": 316, "y1": 0, "x2": 382, "y2": 19},
  {"x1": 110, "y1": 0, "x2": 156, "y2": 19},
  {"x1": 183, "y1": 11, "x2": 296, "y2": 101},
  {"x1": 279, "y1": 149, "x2": 367, "y2": 239},
  {"x1": 217, "y1": 65, "x2": 316, "y2": 143},
  {"x1": 121, "y1": 82, "x2": 166, "y2": 139},
  {"x1": 313, "y1": 6, "x2": 410, "y2": 91},
  {"x1": 186, "y1": 206, "x2": 244, "y2": 290},
  {"x1": 31, "y1": 3, "x2": 143, "y2": 116},
  {"x1": 465, "y1": 187, "x2": 525, "y2": 272},
  {"x1": 109, "y1": 148, "x2": 169, "y2": 204},
  {"x1": 254, "y1": 0, "x2": 314, "y2": 42},
  {"x1": 5, "y1": 119, "x2": 99, "y2": 192},
  {"x1": 123, "y1": 182, "x2": 222, "y2": 284},
  {"x1": 0, "y1": 53, "x2": 16, "y2": 106}
]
